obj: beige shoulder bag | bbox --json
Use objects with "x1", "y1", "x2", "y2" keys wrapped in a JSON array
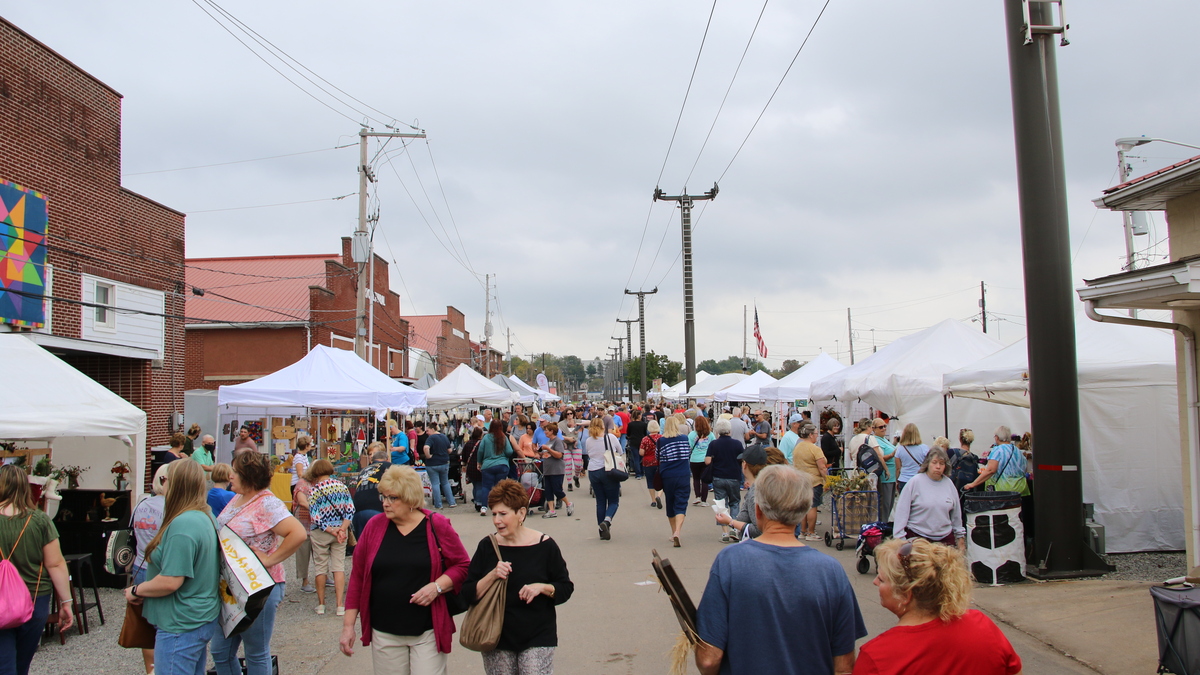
[{"x1": 459, "y1": 534, "x2": 507, "y2": 651}]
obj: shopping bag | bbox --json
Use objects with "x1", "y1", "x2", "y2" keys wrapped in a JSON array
[
  {"x1": 215, "y1": 525, "x2": 276, "y2": 638},
  {"x1": 459, "y1": 535, "x2": 506, "y2": 651}
]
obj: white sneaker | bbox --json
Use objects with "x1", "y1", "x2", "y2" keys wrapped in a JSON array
[
  {"x1": 315, "y1": 605, "x2": 325, "y2": 615},
  {"x1": 805, "y1": 533, "x2": 821, "y2": 541},
  {"x1": 480, "y1": 506, "x2": 488, "y2": 517},
  {"x1": 336, "y1": 607, "x2": 346, "y2": 617}
]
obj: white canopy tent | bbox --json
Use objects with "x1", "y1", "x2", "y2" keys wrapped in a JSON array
[
  {"x1": 661, "y1": 371, "x2": 711, "y2": 400},
  {"x1": 944, "y1": 320, "x2": 1182, "y2": 552},
  {"x1": 426, "y1": 364, "x2": 519, "y2": 410},
  {"x1": 0, "y1": 334, "x2": 147, "y2": 495},
  {"x1": 411, "y1": 373, "x2": 439, "y2": 391},
  {"x1": 759, "y1": 352, "x2": 847, "y2": 402},
  {"x1": 713, "y1": 370, "x2": 777, "y2": 402},
  {"x1": 507, "y1": 375, "x2": 561, "y2": 403},
  {"x1": 218, "y1": 345, "x2": 427, "y2": 414},
  {"x1": 809, "y1": 319, "x2": 1029, "y2": 440},
  {"x1": 684, "y1": 372, "x2": 749, "y2": 400},
  {"x1": 491, "y1": 375, "x2": 537, "y2": 404}
]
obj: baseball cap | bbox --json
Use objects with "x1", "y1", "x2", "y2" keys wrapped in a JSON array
[
  {"x1": 788, "y1": 413, "x2": 804, "y2": 425},
  {"x1": 475, "y1": 415, "x2": 485, "y2": 422},
  {"x1": 738, "y1": 446, "x2": 768, "y2": 464}
]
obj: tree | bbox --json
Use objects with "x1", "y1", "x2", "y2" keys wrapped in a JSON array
[
  {"x1": 698, "y1": 356, "x2": 768, "y2": 374},
  {"x1": 586, "y1": 363, "x2": 597, "y2": 378},
  {"x1": 772, "y1": 359, "x2": 804, "y2": 379},
  {"x1": 626, "y1": 351, "x2": 683, "y2": 387}
]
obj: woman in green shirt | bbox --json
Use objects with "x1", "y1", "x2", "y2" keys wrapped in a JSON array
[
  {"x1": 0, "y1": 465, "x2": 74, "y2": 675},
  {"x1": 125, "y1": 459, "x2": 221, "y2": 675}
]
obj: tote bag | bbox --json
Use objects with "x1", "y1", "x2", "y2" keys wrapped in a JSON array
[
  {"x1": 214, "y1": 522, "x2": 277, "y2": 638},
  {"x1": 602, "y1": 436, "x2": 629, "y2": 482},
  {"x1": 459, "y1": 535, "x2": 507, "y2": 651}
]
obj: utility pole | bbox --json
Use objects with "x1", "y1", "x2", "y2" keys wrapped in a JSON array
[
  {"x1": 506, "y1": 328, "x2": 512, "y2": 376},
  {"x1": 483, "y1": 274, "x2": 492, "y2": 377},
  {"x1": 847, "y1": 308, "x2": 855, "y2": 365},
  {"x1": 654, "y1": 184, "x2": 718, "y2": 391},
  {"x1": 617, "y1": 319, "x2": 637, "y2": 401},
  {"x1": 354, "y1": 127, "x2": 426, "y2": 361},
  {"x1": 980, "y1": 281, "x2": 988, "y2": 333},
  {"x1": 624, "y1": 288, "x2": 658, "y2": 401},
  {"x1": 612, "y1": 336, "x2": 626, "y2": 401},
  {"x1": 1004, "y1": 0, "x2": 1100, "y2": 577}
]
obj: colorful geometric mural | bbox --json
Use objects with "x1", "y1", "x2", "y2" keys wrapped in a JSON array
[{"x1": 0, "y1": 181, "x2": 49, "y2": 328}]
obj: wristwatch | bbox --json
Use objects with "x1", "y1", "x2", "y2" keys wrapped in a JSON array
[
  {"x1": 130, "y1": 584, "x2": 140, "y2": 598},
  {"x1": 435, "y1": 583, "x2": 446, "y2": 594}
]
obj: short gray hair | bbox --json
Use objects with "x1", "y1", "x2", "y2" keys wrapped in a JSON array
[
  {"x1": 647, "y1": 419, "x2": 661, "y2": 434},
  {"x1": 994, "y1": 425, "x2": 1012, "y2": 442},
  {"x1": 713, "y1": 418, "x2": 732, "y2": 435},
  {"x1": 754, "y1": 465, "x2": 812, "y2": 527},
  {"x1": 371, "y1": 448, "x2": 389, "y2": 462},
  {"x1": 798, "y1": 422, "x2": 818, "y2": 438},
  {"x1": 919, "y1": 446, "x2": 950, "y2": 473}
]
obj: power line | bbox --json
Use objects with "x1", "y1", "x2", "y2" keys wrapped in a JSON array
[
  {"x1": 655, "y1": 0, "x2": 720, "y2": 188},
  {"x1": 122, "y1": 143, "x2": 354, "y2": 177},
  {"x1": 187, "y1": 193, "x2": 354, "y2": 214}
]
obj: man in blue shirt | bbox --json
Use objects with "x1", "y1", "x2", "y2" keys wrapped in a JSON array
[{"x1": 422, "y1": 422, "x2": 456, "y2": 508}]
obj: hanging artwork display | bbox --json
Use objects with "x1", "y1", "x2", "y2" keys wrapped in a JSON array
[{"x1": 0, "y1": 181, "x2": 49, "y2": 328}]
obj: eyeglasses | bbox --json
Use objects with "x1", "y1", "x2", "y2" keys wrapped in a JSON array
[
  {"x1": 898, "y1": 541, "x2": 915, "y2": 580},
  {"x1": 379, "y1": 494, "x2": 402, "y2": 504}
]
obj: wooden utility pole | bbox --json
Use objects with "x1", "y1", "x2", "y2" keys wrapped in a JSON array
[
  {"x1": 624, "y1": 288, "x2": 658, "y2": 401},
  {"x1": 354, "y1": 127, "x2": 426, "y2": 360},
  {"x1": 483, "y1": 274, "x2": 492, "y2": 376},
  {"x1": 980, "y1": 281, "x2": 988, "y2": 333},
  {"x1": 617, "y1": 319, "x2": 637, "y2": 401},
  {"x1": 653, "y1": 184, "x2": 718, "y2": 391},
  {"x1": 847, "y1": 308, "x2": 855, "y2": 365}
]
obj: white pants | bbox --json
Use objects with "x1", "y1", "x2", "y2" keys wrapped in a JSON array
[{"x1": 371, "y1": 628, "x2": 446, "y2": 675}]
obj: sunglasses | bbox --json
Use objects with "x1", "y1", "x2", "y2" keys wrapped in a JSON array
[{"x1": 898, "y1": 541, "x2": 915, "y2": 580}]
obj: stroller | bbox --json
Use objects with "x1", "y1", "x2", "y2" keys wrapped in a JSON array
[
  {"x1": 854, "y1": 521, "x2": 894, "y2": 575},
  {"x1": 515, "y1": 458, "x2": 547, "y2": 511}
]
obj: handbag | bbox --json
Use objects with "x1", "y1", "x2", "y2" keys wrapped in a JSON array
[
  {"x1": 428, "y1": 516, "x2": 468, "y2": 616},
  {"x1": 118, "y1": 599, "x2": 156, "y2": 649},
  {"x1": 459, "y1": 535, "x2": 507, "y2": 652},
  {"x1": 603, "y1": 437, "x2": 629, "y2": 482}
]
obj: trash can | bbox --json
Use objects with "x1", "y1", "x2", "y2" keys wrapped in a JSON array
[
  {"x1": 1151, "y1": 585, "x2": 1200, "y2": 675},
  {"x1": 964, "y1": 491, "x2": 1025, "y2": 584}
]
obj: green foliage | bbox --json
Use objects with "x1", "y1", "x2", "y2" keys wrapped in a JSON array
[
  {"x1": 771, "y1": 359, "x2": 806, "y2": 379},
  {"x1": 697, "y1": 356, "x2": 768, "y2": 375},
  {"x1": 626, "y1": 351, "x2": 683, "y2": 386}
]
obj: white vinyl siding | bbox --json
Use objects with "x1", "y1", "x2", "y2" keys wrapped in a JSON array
[{"x1": 81, "y1": 274, "x2": 165, "y2": 359}]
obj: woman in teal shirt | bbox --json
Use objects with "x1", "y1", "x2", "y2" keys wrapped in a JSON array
[
  {"x1": 687, "y1": 416, "x2": 717, "y2": 505},
  {"x1": 476, "y1": 420, "x2": 515, "y2": 515},
  {"x1": 871, "y1": 419, "x2": 900, "y2": 522},
  {"x1": 125, "y1": 460, "x2": 221, "y2": 675}
]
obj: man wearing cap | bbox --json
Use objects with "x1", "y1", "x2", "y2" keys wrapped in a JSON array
[
  {"x1": 779, "y1": 413, "x2": 803, "y2": 464},
  {"x1": 751, "y1": 410, "x2": 772, "y2": 448}
]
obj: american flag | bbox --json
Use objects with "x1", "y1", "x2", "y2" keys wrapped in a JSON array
[{"x1": 753, "y1": 306, "x2": 768, "y2": 358}]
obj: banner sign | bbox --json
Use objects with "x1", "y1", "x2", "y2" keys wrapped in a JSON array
[{"x1": 0, "y1": 181, "x2": 48, "y2": 328}]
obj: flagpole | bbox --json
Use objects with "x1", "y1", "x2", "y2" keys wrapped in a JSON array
[{"x1": 743, "y1": 305, "x2": 748, "y2": 373}]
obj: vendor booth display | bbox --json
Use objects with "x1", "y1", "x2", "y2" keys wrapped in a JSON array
[{"x1": 944, "y1": 319, "x2": 1182, "y2": 553}]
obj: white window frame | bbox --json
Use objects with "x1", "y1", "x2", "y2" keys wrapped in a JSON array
[{"x1": 94, "y1": 281, "x2": 116, "y2": 331}]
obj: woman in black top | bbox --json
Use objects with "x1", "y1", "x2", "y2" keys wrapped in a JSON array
[
  {"x1": 820, "y1": 417, "x2": 843, "y2": 470},
  {"x1": 624, "y1": 410, "x2": 648, "y2": 479},
  {"x1": 463, "y1": 480, "x2": 573, "y2": 675},
  {"x1": 462, "y1": 428, "x2": 485, "y2": 513}
]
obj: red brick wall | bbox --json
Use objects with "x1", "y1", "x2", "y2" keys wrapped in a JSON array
[
  {"x1": 438, "y1": 306, "x2": 472, "y2": 377},
  {"x1": 0, "y1": 19, "x2": 186, "y2": 476}
]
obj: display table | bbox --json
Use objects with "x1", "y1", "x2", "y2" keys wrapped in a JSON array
[
  {"x1": 270, "y1": 472, "x2": 293, "y2": 510},
  {"x1": 53, "y1": 489, "x2": 131, "y2": 588}
]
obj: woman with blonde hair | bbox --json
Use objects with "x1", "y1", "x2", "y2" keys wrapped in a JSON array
[
  {"x1": 894, "y1": 423, "x2": 928, "y2": 496},
  {"x1": 340, "y1": 465, "x2": 470, "y2": 674},
  {"x1": 854, "y1": 539, "x2": 1021, "y2": 674},
  {"x1": 126, "y1": 459, "x2": 220, "y2": 675},
  {"x1": 655, "y1": 414, "x2": 693, "y2": 547},
  {"x1": 948, "y1": 429, "x2": 980, "y2": 492},
  {"x1": 0, "y1": 465, "x2": 74, "y2": 675},
  {"x1": 585, "y1": 417, "x2": 624, "y2": 540}
]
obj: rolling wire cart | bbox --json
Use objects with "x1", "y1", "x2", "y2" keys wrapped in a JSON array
[{"x1": 824, "y1": 470, "x2": 880, "y2": 551}]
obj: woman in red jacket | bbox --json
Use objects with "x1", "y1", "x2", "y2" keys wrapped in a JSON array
[
  {"x1": 640, "y1": 418, "x2": 663, "y2": 510},
  {"x1": 339, "y1": 465, "x2": 470, "y2": 674}
]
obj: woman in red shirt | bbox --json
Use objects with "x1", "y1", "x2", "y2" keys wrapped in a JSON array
[{"x1": 854, "y1": 538, "x2": 1022, "y2": 675}]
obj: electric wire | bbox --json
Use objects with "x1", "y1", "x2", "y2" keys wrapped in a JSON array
[
  {"x1": 123, "y1": 144, "x2": 354, "y2": 177},
  {"x1": 187, "y1": 193, "x2": 354, "y2": 214},
  {"x1": 655, "y1": 0, "x2": 720, "y2": 189}
]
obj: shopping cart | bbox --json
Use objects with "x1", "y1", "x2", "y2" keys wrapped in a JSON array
[
  {"x1": 515, "y1": 458, "x2": 547, "y2": 511},
  {"x1": 825, "y1": 488, "x2": 880, "y2": 551}
]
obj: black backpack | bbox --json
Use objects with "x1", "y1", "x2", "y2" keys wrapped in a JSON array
[
  {"x1": 856, "y1": 441, "x2": 883, "y2": 476},
  {"x1": 950, "y1": 449, "x2": 979, "y2": 488}
]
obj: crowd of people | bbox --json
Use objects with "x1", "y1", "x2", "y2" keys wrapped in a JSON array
[{"x1": 0, "y1": 399, "x2": 1034, "y2": 675}]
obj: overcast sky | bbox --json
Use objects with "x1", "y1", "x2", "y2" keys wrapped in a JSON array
[{"x1": 8, "y1": 1, "x2": 1199, "y2": 371}]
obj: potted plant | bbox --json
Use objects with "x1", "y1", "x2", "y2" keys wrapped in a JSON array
[
  {"x1": 32, "y1": 456, "x2": 54, "y2": 478},
  {"x1": 111, "y1": 461, "x2": 130, "y2": 490},
  {"x1": 51, "y1": 464, "x2": 87, "y2": 490}
]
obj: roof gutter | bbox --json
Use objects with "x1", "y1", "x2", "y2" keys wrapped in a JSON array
[
  {"x1": 186, "y1": 322, "x2": 307, "y2": 330},
  {"x1": 1083, "y1": 300, "x2": 1200, "y2": 571}
]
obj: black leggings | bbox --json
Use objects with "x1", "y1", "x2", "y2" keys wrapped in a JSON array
[{"x1": 690, "y1": 462, "x2": 709, "y2": 502}]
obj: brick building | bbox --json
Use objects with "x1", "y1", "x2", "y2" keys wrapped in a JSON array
[
  {"x1": 184, "y1": 238, "x2": 409, "y2": 387},
  {"x1": 402, "y1": 307, "x2": 474, "y2": 379},
  {"x1": 471, "y1": 339, "x2": 505, "y2": 377},
  {"x1": 0, "y1": 18, "x2": 186, "y2": 464}
]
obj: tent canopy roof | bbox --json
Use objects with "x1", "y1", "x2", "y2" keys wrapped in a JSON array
[
  {"x1": 685, "y1": 372, "x2": 749, "y2": 399},
  {"x1": 759, "y1": 352, "x2": 846, "y2": 402},
  {"x1": 810, "y1": 319, "x2": 1006, "y2": 415},
  {"x1": 426, "y1": 364, "x2": 519, "y2": 410},
  {"x1": 218, "y1": 345, "x2": 427, "y2": 413},
  {"x1": 411, "y1": 373, "x2": 439, "y2": 391},
  {"x1": 713, "y1": 370, "x2": 777, "y2": 402},
  {"x1": 0, "y1": 335, "x2": 146, "y2": 439}
]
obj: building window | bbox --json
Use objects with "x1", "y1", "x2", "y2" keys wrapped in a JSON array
[{"x1": 94, "y1": 282, "x2": 116, "y2": 330}]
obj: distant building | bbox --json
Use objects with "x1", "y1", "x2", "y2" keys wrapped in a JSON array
[
  {"x1": 471, "y1": 340, "x2": 504, "y2": 377},
  {"x1": 184, "y1": 237, "x2": 409, "y2": 388},
  {"x1": 402, "y1": 307, "x2": 473, "y2": 379},
  {"x1": 0, "y1": 17, "x2": 186, "y2": 471}
]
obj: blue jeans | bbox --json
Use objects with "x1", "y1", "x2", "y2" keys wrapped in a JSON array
[
  {"x1": 212, "y1": 582, "x2": 284, "y2": 675},
  {"x1": 589, "y1": 471, "x2": 620, "y2": 525},
  {"x1": 155, "y1": 618, "x2": 219, "y2": 675},
  {"x1": 0, "y1": 594, "x2": 50, "y2": 675},
  {"x1": 711, "y1": 477, "x2": 741, "y2": 518},
  {"x1": 479, "y1": 464, "x2": 509, "y2": 508},
  {"x1": 426, "y1": 464, "x2": 456, "y2": 507}
]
